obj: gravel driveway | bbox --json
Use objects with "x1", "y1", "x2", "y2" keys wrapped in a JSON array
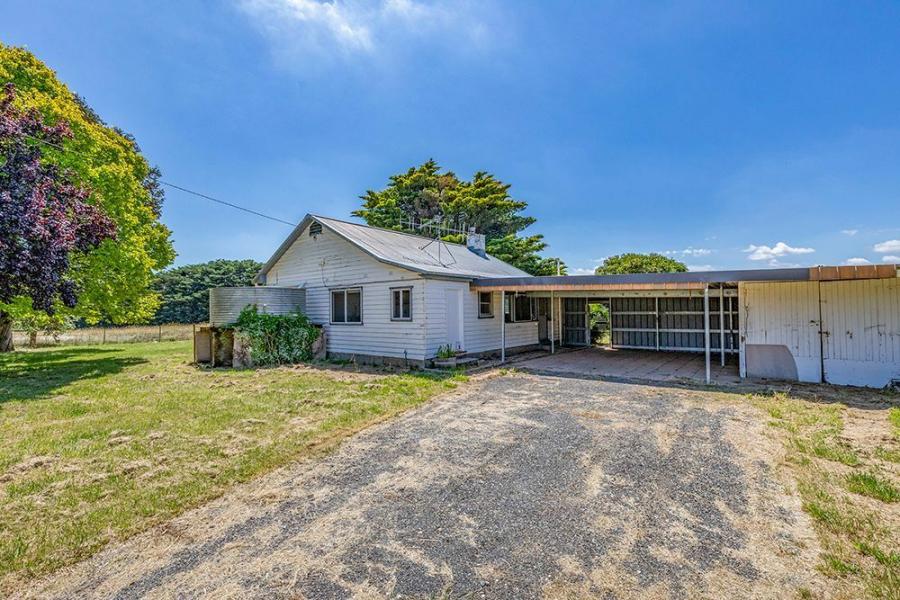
[{"x1": 26, "y1": 373, "x2": 822, "y2": 599}]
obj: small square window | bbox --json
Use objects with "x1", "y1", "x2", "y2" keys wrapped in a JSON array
[
  {"x1": 478, "y1": 292, "x2": 493, "y2": 318},
  {"x1": 331, "y1": 288, "x2": 362, "y2": 324},
  {"x1": 391, "y1": 288, "x2": 412, "y2": 321}
]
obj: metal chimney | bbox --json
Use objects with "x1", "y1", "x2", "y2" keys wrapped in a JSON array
[{"x1": 466, "y1": 227, "x2": 486, "y2": 257}]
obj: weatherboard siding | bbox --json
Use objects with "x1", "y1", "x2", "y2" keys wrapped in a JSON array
[
  {"x1": 423, "y1": 282, "x2": 539, "y2": 356},
  {"x1": 267, "y1": 226, "x2": 427, "y2": 361}
]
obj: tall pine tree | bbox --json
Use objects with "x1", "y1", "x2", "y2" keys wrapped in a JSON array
[{"x1": 354, "y1": 160, "x2": 564, "y2": 275}]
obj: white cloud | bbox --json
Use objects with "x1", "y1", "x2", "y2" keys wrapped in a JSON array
[
  {"x1": 873, "y1": 239, "x2": 900, "y2": 253},
  {"x1": 840, "y1": 229, "x2": 858, "y2": 236},
  {"x1": 686, "y1": 264, "x2": 713, "y2": 272},
  {"x1": 240, "y1": 0, "x2": 373, "y2": 52},
  {"x1": 744, "y1": 242, "x2": 815, "y2": 262},
  {"x1": 843, "y1": 257, "x2": 871, "y2": 266},
  {"x1": 237, "y1": 0, "x2": 497, "y2": 66},
  {"x1": 882, "y1": 255, "x2": 900, "y2": 263},
  {"x1": 570, "y1": 267, "x2": 596, "y2": 276},
  {"x1": 664, "y1": 247, "x2": 712, "y2": 257}
]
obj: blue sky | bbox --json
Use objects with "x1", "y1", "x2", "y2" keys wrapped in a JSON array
[{"x1": 4, "y1": 1, "x2": 900, "y2": 273}]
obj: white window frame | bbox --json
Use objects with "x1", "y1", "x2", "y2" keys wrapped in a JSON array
[
  {"x1": 390, "y1": 287, "x2": 413, "y2": 321},
  {"x1": 330, "y1": 287, "x2": 363, "y2": 325},
  {"x1": 478, "y1": 291, "x2": 494, "y2": 318}
]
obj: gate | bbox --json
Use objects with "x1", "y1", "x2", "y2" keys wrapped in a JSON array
[{"x1": 563, "y1": 298, "x2": 588, "y2": 346}]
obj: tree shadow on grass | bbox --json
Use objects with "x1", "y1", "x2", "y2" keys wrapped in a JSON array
[{"x1": 0, "y1": 347, "x2": 147, "y2": 404}]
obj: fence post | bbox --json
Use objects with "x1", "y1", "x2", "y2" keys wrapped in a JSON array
[
  {"x1": 102, "y1": 326, "x2": 106, "y2": 344},
  {"x1": 158, "y1": 324, "x2": 162, "y2": 342}
]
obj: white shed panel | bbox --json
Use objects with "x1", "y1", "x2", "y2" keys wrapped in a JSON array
[
  {"x1": 820, "y1": 278, "x2": 900, "y2": 387},
  {"x1": 739, "y1": 281, "x2": 823, "y2": 383}
]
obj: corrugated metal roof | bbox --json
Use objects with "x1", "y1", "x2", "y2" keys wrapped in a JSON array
[
  {"x1": 257, "y1": 214, "x2": 530, "y2": 282},
  {"x1": 471, "y1": 268, "x2": 810, "y2": 288},
  {"x1": 471, "y1": 264, "x2": 899, "y2": 289}
]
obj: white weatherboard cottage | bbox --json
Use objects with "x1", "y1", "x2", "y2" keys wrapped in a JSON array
[
  {"x1": 255, "y1": 214, "x2": 899, "y2": 387},
  {"x1": 255, "y1": 215, "x2": 548, "y2": 366}
]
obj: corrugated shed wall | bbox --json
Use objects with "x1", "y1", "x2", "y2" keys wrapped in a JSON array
[
  {"x1": 610, "y1": 295, "x2": 739, "y2": 352},
  {"x1": 739, "y1": 282, "x2": 823, "y2": 383},
  {"x1": 820, "y1": 278, "x2": 900, "y2": 387},
  {"x1": 740, "y1": 279, "x2": 900, "y2": 387},
  {"x1": 209, "y1": 287, "x2": 307, "y2": 326}
]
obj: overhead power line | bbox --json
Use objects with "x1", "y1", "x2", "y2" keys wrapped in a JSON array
[
  {"x1": 156, "y1": 182, "x2": 297, "y2": 227},
  {"x1": 14, "y1": 129, "x2": 299, "y2": 227}
]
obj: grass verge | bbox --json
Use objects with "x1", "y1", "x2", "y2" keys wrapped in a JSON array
[
  {"x1": 0, "y1": 341, "x2": 464, "y2": 592},
  {"x1": 753, "y1": 391, "x2": 900, "y2": 599}
]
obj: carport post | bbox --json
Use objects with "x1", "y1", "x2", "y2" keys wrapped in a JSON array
[
  {"x1": 719, "y1": 286, "x2": 725, "y2": 367},
  {"x1": 500, "y1": 290, "x2": 506, "y2": 363},
  {"x1": 704, "y1": 285, "x2": 711, "y2": 384},
  {"x1": 550, "y1": 290, "x2": 555, "y2": 354}
]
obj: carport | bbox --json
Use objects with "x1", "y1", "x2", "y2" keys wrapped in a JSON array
[
  {"x1": 520, "y1": 347, "x2": 742, "y2": 385},
  {"x1": 471, "y1": 264, "x2": 900, "y2": 387}
]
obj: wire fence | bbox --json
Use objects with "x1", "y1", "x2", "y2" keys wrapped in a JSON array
[{"x1": 12, "y1": 324, "x2": 203, "y2": 347}]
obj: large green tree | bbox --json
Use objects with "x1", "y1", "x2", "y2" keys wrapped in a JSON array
[
  {"x1": 0, "y1": 45, "x2": 174, "y2": 329},
  {"x1": 152, "y1": 260, "x2": 263, "y2": 324},
  {"x1": 595, "y1": 253, "x2": 688, "y2": 275},
  {"x1": 353, "y1": 160, "x2": 564, "y2": 275}
]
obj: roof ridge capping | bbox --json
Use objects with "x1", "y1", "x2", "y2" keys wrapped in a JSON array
[{"x1": 310, "y1": 214, "x2": 472, "y2": 248}]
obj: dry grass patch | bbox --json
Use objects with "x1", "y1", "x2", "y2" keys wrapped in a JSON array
[
  {"x1": 752, "y1": 388, "x2": 900, "y2": 599},
  {"x1": 0, "y1": 341, "x2": 464, "y2": 593}
]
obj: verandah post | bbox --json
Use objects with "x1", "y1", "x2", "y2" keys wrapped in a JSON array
[
  {"x1": 500, "y1": 290, "x2": 506, "y2": 363},
  {"x1": 704, "y1": 285, "x2": 711, "y2": 384},
  {"x1": 550, "y1": 290, "x2": 555, "y2": 354}
]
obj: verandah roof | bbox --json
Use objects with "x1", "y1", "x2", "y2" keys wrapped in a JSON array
[{"x1": 470, "y1": 264, "x2": 898, "y2": 292}]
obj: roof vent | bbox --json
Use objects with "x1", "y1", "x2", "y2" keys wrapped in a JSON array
[
  {"x1": 466, "y1": 227, "x2": 486, "y2": 258},
  {"x1": 309, "y1": 222, "x2": 323, "y2": 237}
]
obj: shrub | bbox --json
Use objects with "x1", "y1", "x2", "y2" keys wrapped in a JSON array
[{"x1": 233, "y1": 305, "x2": 320, "y2": 366}]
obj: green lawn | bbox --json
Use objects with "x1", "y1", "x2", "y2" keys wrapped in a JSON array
[
  {"x1": 0, "y1": 341, "x2": 463, "y2": 592},
  {"x1": 753, "y1": 391, "x2": 900, "y2": 599}
]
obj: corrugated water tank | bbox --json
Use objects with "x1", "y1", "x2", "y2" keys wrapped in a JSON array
[{"x1": 208, "y1": 287, "x2": 307, "y2": 326}]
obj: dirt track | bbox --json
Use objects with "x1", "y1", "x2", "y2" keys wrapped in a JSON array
[{"x1": 24, "y1": 373, "x2": 823, "y2": 599}]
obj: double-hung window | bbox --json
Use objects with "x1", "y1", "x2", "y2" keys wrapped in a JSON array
[
  {"x1": 331, "y1": 288, "x2": 362, "y2": 324},
  {"x1": 391, "y1": 287, "x2": 412, "y2": 321},
  {"x1": 478, "y1": 292, "x2": 493, "y2": 318}
]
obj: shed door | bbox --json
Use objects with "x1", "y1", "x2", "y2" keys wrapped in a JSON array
[
  {"x1": 820, "y1": 278, "x2": 900, "y2": 387},
  {"x1": 444, "y1": 289, "x2": 464, "y2": 351},
  {"x1": 563, "y1": 298, "x2": 589, "y2": 346},
  {"x1": 740, "y1": 281, "x2": 822, "y2": 383}
]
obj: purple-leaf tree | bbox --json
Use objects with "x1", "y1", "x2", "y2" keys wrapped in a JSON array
[{"x1": 0, "y1": 83, "x2": 116, "y2": 351}]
